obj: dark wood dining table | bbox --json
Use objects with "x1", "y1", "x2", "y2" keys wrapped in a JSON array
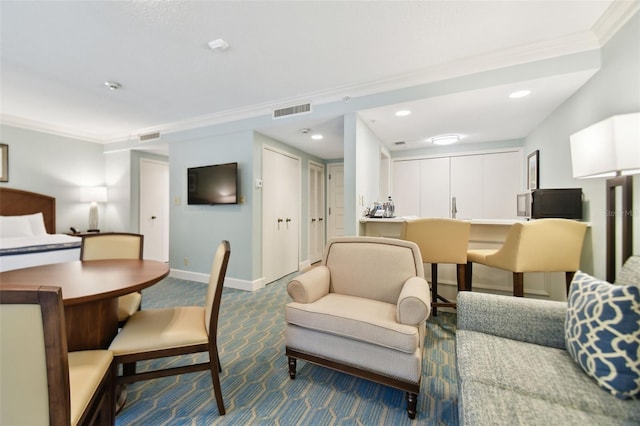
[{"x1": 0, "y1": 259, "x2": 169, "y2": 351}]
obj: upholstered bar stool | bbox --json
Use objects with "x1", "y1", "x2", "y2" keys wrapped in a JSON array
[
  {"x1": 466, "y1": 219, "x2": 588, "y2": 297},
  {"x1": 401, "y1": 218, "x2": 471, "y2": 315}
]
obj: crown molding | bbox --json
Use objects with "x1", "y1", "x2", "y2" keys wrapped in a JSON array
[
  {"x1": 593, "y1": 0, "x2": 640, "y2": 45},
  {"x1": 0, "y1": 113, "x2": 104, "y2": 143}
]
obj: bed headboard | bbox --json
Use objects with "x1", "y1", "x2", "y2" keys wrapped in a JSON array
[{"x1": 0, "y1": 188, "x2": 56, "y2": 234}]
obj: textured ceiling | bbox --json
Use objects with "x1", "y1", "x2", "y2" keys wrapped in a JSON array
[{"x1": 1, "y1": 0, "x2": 634, "y2": 159}]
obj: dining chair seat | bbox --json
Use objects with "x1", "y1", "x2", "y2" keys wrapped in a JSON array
[
  {"x1": 68, "y1": 350, "x2": 114, "y2": 425},
  {"x1": 117, "y1": 292, "x2": 142, "y2": 322},
  {"x1": 109, "y1": 306, "x2": 208, "y2": 353}
]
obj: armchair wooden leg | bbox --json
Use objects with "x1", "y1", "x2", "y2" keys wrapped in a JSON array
[
  {"x1": 565, "y1": 271, "x2": 575, "y2": 296},
  {"x1": 406, "y1": 392, "x2": 417, "y2": 419},
  {"x1": 288, "y1": 357, "x2": 297, "y2": 380},
  {"x1": 513, "y1": 272, "x2": 524, "y2": 297}
]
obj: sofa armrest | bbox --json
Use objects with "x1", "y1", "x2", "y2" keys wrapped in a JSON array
[
  {"x1": 457, "y1": 292, "x2": 567, "y2": 349},
  {"x1": 287, "y1": 266, "x2": 330, "y2": 303},
  {"x1": 396, "y1": 276, "x2": 431, "y2": 325}
]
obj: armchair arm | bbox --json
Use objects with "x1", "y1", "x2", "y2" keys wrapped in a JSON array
[
  {"x1": 457, "y1": 292, "x2": 567, "y2": 349},
  {"x1": 287, "y1": 266, "x2": 330, "y2": 303},
  {"x1": 396, "y1": 276, "x2": 431, "y2": 325}
]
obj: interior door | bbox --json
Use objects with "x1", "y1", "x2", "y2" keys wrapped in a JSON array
[
  {"x1": 308, "y1": 162, "x2": 325, "y2": 263},
  {"x1": 262, "y1": 148, "x2": 300, "y2": 284},
  {"x1": 327, "y1": 163, "x2": 344, "y2": 239},
  {"x1": 139, "y1": 159, "x2": 169, "y2": 262}
]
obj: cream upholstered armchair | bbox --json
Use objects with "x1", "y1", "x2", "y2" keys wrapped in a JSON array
[
  {"x1": 285, "y1": 237, "x2": 431, "y2": 419},
  {"x1": 466, "y1": 219, "x2": 588, "y2": 297}
]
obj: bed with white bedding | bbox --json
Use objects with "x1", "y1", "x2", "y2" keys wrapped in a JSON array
[{"x1": 0, "y1": 188, "x2": 81, "y2": 272}]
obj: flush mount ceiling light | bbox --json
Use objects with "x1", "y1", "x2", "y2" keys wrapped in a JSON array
[
  {"x1": 429, "y1": 134, "x2": 461, "y2": 145},
  {"x1": 509, "y1": 90, "x2": 531, "y2": 99},
  {"x1": 395, "y1": 110, "x2": 412, "y2": 117},
  {"x1": 311, "y1": 134, "x2": 323, "y2": 140},
  {"x1": 208, "y1": 38, "x2": 229, "y2": 52},
  {"x1": 104, "y1": 81, "x2": 122, "y2": 90}
]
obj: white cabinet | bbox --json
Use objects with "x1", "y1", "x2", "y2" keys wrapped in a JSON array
[
  {"x1": 392, "y1": 150, "x2": 521, "y2": 220},
  {"x1": 308, "y1": 162, "x2": 325, "y2": 264}
]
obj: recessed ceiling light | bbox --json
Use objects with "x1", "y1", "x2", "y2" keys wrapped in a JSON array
[
  {"x1": 311, "y1": 134, "x2": 323, "y2": 140},
  {"x1": 395, "y1": 110, "x2": 411, "y2": 117},
  {"x1": 429, "y1": 135, "x2": 460, "y2": 145},
  {"x1": 509, "y1": 90, "x2": 531, "y2": 99},
  {"x1": 104, "y1": 81, "x2": 121, "y2": 90},
  {"x1": 208, "y1": 38, "x2": 229, "y2": 52}
]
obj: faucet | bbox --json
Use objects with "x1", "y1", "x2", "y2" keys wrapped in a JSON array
[{"x1": 451, "y1": 197, "x2": 457, "y2": 219}]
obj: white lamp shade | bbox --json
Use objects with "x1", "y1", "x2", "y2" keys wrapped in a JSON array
[
  {"x1": 80, "y1": 186, "x2": 108, "y2": 203},
  {"x1": 570, "y1": 112, "x2": 640, "y2": 179}
]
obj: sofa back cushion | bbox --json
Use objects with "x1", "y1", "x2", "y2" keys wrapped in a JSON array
[
  {"x1": 565, "y1": 271, "x2": 640, "y2": 399},
  {"x1": 323, "y1": 237, "x2": 423, "y2": 305}
]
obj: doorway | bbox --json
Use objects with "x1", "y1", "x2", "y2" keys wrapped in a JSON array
[{"x1": 139, "y1": 159, "x2": 169, "y2": 262}]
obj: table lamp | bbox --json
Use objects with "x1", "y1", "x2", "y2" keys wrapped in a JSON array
[
  {"x1": 80, "y1": 186, "x2": 108, "y2": 232},
  {"x1": 570, "y1": 112, "x2": 640, "y2": 281}
]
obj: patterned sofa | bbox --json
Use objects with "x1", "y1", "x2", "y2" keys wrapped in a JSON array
[{"x1": 456, "y1": 256, "x2": 640, "y2": 425}]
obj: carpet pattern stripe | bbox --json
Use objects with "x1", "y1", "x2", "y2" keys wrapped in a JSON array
[{"x1": 115, "y1": 275, "x2": 459, "y2": 425}]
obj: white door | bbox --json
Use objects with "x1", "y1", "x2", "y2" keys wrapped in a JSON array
[
  {"x1": 327, "y1": 163, "x2": 344, "y2": 239},
  {"x1": 450, "y1": 155, "x2": 484, "y2": 219},
  {"x1": 140, "y1": 159, "x2": 169, "y2": 262},
  {"x1": 308, "y1": 162, "x2": 325, "y2": 263},
  {"x1": 262, "y1": 148, "x2": 300, "y2": 284},
  {"x1": 392, "y1": 160, "x2": 420, "y2": 217}
]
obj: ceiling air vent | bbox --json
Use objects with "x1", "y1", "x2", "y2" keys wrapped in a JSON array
[
  {"x1": 272, "y1": 103, "x2": 312, "y2": 119},
  {"x1": 139, "y1": 132, "x2": 161, "y2": 142},
  {"x1": 394, "y1": 141, "x2": 407, "y2": 146}
]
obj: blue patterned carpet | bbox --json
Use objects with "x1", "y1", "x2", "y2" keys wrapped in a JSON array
[{"x1": 115, "y1": 274, "x2": 459, "y2": 425}]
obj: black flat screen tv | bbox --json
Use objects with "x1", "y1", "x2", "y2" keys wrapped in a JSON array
[{"x1": 187, "y1": 162, "x2": 238, "y2": 205}]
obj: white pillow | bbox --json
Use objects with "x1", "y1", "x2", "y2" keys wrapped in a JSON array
[
  {"x1": 0, "y1": 215, "x2": 33, "y2": 238},
  {"x1": 27, "y1": 212, "x2": 48, "y2": 235}
]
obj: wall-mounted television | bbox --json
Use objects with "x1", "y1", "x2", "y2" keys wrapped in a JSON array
[{"x1": 187, "y1": 162, "x2": 238, "y2": 205}]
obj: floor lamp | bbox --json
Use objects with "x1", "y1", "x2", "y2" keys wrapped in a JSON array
[{"x1": 570, "y1": 112, "x2": 640, "y2": 282}]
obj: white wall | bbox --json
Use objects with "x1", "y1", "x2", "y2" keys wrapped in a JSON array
[
  {"x1": 0, "y1": 125, "x2": 105, "y2": 233},
  {"x1": 524, "y1": 12, "x2": 640, "y2": 278}
]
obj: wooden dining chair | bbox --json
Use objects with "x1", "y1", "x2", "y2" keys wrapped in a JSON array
[
  {"x1": 80, "y1": 232, "x2": 144, "y2": 327},
  {"x1": 109, "y1": 240, "x2": 231, "y2": 415},
  {"x1": 0, "y1": 285, "x2": 115, "y2": 426}
]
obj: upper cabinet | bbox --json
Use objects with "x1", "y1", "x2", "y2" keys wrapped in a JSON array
[{"x1": 392, "y1": 150, "x2": 521, "y2": 220}]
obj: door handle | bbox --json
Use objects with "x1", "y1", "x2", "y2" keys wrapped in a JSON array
[
  {"x1": 151, "y1": 216, "x2": 157, "y2": 220},
  {"x1": 319, "y1": 218, "x2": 323, "y2": 222},
  {"x1": 311, "y1": 218, "x2": 316, "y2": 222}
]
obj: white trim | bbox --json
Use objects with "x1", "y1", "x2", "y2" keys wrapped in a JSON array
[
  {"x1": 169, "y1": 268, "x2": 262, "y2": 292},
  {"x1": 592, "y1": 0, "x2": 640, "y2": 46}
]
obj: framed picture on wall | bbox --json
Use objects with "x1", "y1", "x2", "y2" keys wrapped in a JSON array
[
  {"x1": 0, "y1": 144, "x2": 7, "y2": 182},
  {"x1": 527, "y1": 150, "x2": 539, "y2": 190}
]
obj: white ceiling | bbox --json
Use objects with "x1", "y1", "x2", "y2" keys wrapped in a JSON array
[{"x1": 1, "y1": 1, "x2": 635, "y2": 159}]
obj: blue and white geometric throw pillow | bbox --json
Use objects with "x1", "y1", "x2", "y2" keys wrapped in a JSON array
[{"x1": 565, "y1": 271, "x2": 640, "y2": 399}]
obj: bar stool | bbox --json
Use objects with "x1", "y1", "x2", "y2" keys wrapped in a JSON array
[
  {"x1": 466, "y1": 219, "x2": 588, "y2": 297},
  {"x1": 401, "y1": 218, "x2": 471, "y2": 315}
]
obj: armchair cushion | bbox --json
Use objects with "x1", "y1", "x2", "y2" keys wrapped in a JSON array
[
  {"x1": 286, "y1": 293, "x2": 421, "y2": 354},
  {"x1": 565, "y1": 271, "x2": 640, "y2": 399},
  {"x1": 287, "y1": 266, "x2": 330, "y2": 303},
  {"x1": 397, "y1": 276, "x2": 430, "y2": 325}
]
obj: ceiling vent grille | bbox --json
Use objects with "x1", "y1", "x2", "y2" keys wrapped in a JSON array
[
  {"x1": 394, "y1": 141, "x2": 407, "y2": 146},
  {"x1": 272, "y1": 103, "x2": 312, "y2": 119},
  {"x1": 139, "y1": 132, "x2": 161, "y2": 142}
]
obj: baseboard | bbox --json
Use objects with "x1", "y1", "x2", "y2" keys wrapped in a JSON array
[{"x1": 169, "y1": 268, "x2": 263, "y2": 292}]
